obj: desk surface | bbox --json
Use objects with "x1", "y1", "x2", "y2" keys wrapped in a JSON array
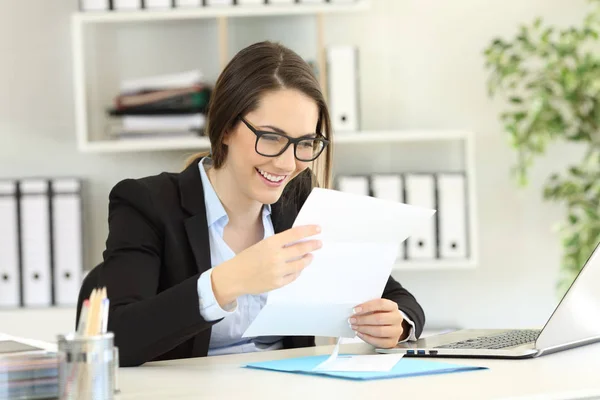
[{"x1": 117, "y1": 341, "x2": 600, "y2": 400}]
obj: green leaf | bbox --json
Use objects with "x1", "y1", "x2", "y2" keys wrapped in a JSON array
[
  {"x1": 584, "y1": 27, "x2": 599, "y2": 39},
  {"x1": 509, "y1": 54, "x2": 522, "y2": 63},
  {"x1": 541, "y1": 27, "x2": 554, "y2": 42},
  {"x1": 585, "y1": 207, "x2": 599, "y2": 220},
  {"x1": 514, "y1": 112, "x2": 527, "y2": 121},
  {"x1": 510, "y1": 96, "x2": 523, "y2": 104},
  {"x1": 563, "y1": 233, "x2": 579, "y2": 248},
  {"x1": 569, "y1": 214, "x2": 579, "y2": 224}
]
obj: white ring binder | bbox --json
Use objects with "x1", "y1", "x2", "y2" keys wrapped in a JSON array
[
  {"x1": 0, "y1": 181, "x2": 20, "y2": 308},
  {"x1": 19, "y1": 179, "x2": 53, "y2": 307},
  {"x1": 51, "y1": 179, "x2": 84, "y2": 307}
]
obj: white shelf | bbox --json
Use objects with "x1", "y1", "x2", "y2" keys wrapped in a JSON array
[
  {"x1": 336, "y1": 130, "x2": 472, "y2": 143},
  {"x1": 71, "y1": 1, "x2": 371, "y2": 156},
  {"x1": 79, "y1": 130, "x2": 472, "y2": 153},
  {"x1": 74, "y1": 1, "x2": 369, "y2": 24},
  {"x1": 80, "y1": 136, "x2": 210, "y2": 153},
  {"x1": 394, "y1": 259, "x2": 477, "y2": 271},
  {"x1": 70, "y1": 0, "x2": 479, "y2": 272}
]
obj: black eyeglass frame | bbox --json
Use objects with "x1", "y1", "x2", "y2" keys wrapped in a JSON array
[{"x1": 239, "y1": 117, "x2": 330, "y2": 162}]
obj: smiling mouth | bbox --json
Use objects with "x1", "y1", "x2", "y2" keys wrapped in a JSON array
[{"x1": 256, "y1": 168, "x2": 288, "y2": 183}]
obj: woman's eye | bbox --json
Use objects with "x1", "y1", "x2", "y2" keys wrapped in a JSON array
[{"x1": 262, "y1": 134, "x2": 283, "y2": 142}]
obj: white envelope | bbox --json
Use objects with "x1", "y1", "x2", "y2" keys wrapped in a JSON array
[{"x1": 243, "y1": 188, "x2": 435, "y2": 339}]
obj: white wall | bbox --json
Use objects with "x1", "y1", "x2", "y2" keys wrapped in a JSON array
[
  {"x1": 323, "y1": 0, "x2": 588, "y2": 330},
  {"x1": 0, "y1": 0, "x2": 591, "y2": 336}
]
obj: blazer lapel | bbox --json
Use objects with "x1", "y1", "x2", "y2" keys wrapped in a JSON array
[
  {"x1": 179, "y1": 158, "x2": 212, "y2": 275},
  {"x1": 184, "y1": 214, "x2": 211, "y2": 274}
]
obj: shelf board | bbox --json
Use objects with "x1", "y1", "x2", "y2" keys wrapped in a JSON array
[
  {"x1": 80, "y1": 130, "x2": 471, "y2": 153},
  {"x1": 335, "y1": 130, "x2": 471, "y2": 143},
  {"x1": 393, "y1": 259, "x2": 477, "y2": 271},
  {"x1": 80, "y1": 136, "x2": 210, "y2": 152},
  {"x1": 73, "y1": 1, "x2": 369, "y2": 24}
]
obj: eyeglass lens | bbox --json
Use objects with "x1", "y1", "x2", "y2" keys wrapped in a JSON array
[{"x1": 257, "y1": 133, "x2": 325, "y2": 161}]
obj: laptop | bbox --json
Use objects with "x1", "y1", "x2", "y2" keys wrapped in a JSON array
[{"x1": 376, "y1": 241, "x2": 600, "y2": 359}]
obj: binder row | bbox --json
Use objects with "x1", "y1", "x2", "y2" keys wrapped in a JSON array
[
  {"x1": 0, "y1": 179, "x2": 83, "y2": 308},
  {"x1": 80, "y1": 0, "x2": 357, "y2": 12},
  {"x1": 336, "y1": 173, "x2": 470, "y2": 261}
]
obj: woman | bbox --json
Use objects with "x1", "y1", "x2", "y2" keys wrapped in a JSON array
[{"x1": 98, "y1": 41, "x2": 425, "y2": 367}]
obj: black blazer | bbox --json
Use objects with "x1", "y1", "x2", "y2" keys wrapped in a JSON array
[{"x1": 98, "y1": 158, "x2": 425, "y2": 367}]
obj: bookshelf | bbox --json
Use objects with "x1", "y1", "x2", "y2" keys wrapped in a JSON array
[
  {"x1": 330, "y1": 130, "x2": 478, "y2": 272},
  {"x1": 70, "y1": 1, "x2": 369, "y2": 152},
  {"x1": 69, "y1": 1, "x2": 478, "y2": 271}
]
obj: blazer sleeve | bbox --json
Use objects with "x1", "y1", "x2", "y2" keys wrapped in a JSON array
[
  {"x1": 98, "y1": 179, "x2": 216, "y2": 367},
  {"x1": 382, "y1": 276, "x2": 426, "y2": 339}
]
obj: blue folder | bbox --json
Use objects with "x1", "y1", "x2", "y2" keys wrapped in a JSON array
[{"x1": 245, "y1": 354, "x2": 487, "y2": 381}]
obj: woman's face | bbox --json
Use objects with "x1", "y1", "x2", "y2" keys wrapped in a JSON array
[{"x1": 223, "y1": 88, "x2": 319, "y2": 206}]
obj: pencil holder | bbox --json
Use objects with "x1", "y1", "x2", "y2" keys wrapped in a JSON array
[{"x1": 57, "y1": 332, "x2": 116, "y2": 400}]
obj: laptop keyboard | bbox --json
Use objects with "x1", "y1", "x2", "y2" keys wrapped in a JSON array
[{"x1": 436, "y1": 329, "x2": 541, "y2": 350}]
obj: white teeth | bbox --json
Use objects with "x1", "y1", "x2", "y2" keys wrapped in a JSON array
[{"x1": 258, "y1": 169, "x2": 285, "y2": 183}]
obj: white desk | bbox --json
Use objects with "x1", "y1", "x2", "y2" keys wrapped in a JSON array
[
  {"x1": 0, "y1": 307, "x2": 75, "y2": 343},
  {"x1": 116, "y1": 341, "x2": 600, "y2": 400}
]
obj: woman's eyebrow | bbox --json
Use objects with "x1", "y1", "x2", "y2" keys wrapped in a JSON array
[
  {"x1": 258, "y1": 125, "x2": 287, "y2": 134},
  {"x1": 258, "y1": 125, "x2": 317, "y2": 137}
]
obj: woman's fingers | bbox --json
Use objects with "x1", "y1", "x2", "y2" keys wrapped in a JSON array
[
  {"x1": 350, "y1": 310, "x2": 403, "y2": 326},
  {"x1": 283, "y1": 239, "x2": 322, "y2": 261},
  {"x1": 283, "y1": 253, "x2": 313, "y2": 275},
  {"x1": 352, "y1": 298, "x2": 398, "y2": 315},
  {"x1": 351, "y1": 323, "x2": 397, "y2": 339}
]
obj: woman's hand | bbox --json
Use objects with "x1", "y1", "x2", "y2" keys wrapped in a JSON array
[
  {"x1": 211, "y1": 225, "x2": 322, "y2": 305},
  {"x1": 349, "y1": 298, "x2": 408, "y2": 349}
]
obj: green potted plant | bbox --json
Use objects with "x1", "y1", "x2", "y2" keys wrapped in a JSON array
[{"x1": 483, "y1": 0, "x2": 600, "y2": 296}]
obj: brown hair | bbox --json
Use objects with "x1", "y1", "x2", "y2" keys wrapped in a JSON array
[{"x1": 186, "y1": 40, "x2": 333, "y2": 190}]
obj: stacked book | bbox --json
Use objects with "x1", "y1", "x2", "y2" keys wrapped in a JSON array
[
  {"x1": 107, "y1": 69, "x2": 210, "y2": 140},
  {"x1": 0, "y1": 352, "x2": 58, "y2": 400}
]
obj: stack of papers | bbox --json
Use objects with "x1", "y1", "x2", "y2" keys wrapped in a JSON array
[
  {"x1": 0, "y1": 351, "x2": 58, "y2": 400},
  {"x1": 314, "y1": 353, "x2": 405, "y2": 372},
  {"x1": 109, "y1": 70, "x2": 208, "y2": 139},
  {"x1": 243, "y1": 187, "x2": 435, "y2": 339},
  {"x1": 0, "y1": 335, "x2": 58, "y2": 400},
  {"x1": 0, "y1": 354, "x2": 59, "y2": 400}
]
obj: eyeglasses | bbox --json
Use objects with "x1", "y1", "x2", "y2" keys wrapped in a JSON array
[{"x1": 240, "y1": 117, "x2": 329, "y2": 162}]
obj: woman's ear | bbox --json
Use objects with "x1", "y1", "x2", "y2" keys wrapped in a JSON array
[
  {"x1": 222, "y1": 129, "x2": 231, "y2": 146},
  {"x1": 223, "y1": 118, "x2": 242, "y2": 146}
]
